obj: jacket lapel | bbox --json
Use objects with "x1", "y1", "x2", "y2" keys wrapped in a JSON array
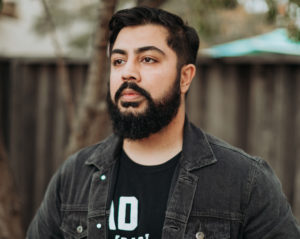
[{"x1": 162, "y1": 119, "x2": 217, "y2": 238}]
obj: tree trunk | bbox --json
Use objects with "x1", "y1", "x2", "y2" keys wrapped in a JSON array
[
  {"x1": 0, "y1": 137, "x2": 24, "y2": 239},
  {"x1": 65, "y1": 0, "x2": 118, "y2": 156},
  {"x1": 40, "y1": 0, "x2": 74, "y2": 125}
]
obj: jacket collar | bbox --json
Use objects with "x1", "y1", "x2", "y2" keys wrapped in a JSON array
[
  {"x1": 85, "y1": 118, "x2": 217, "y2": 171},
  {"x1": 85, "y1": 134, "x2": 122, "y2": 170},
  {"x1": 181, "y1": 118, "x2": 217, "y2": 171}
]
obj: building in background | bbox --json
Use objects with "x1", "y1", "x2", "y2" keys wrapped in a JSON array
[{"x1": 202, "y1": 28, "x2": 300, "y2": 57}]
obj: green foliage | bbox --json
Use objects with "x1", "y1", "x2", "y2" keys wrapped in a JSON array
[
  {"x1": 33, "y1": 0, "x2": 77, "y2": 35},
  {"x1": 32, "y1": 0, "x2": 300, "y2": 54},
  {"x1": 186, "y1": 0, "x2": 300, "y2": 45},
  {"x1": 78, "y1": 3, "x2": 99, "y2": 22},
  {"x1": 33, "y1": 0, "x2": 169, "y2": 55},
  {"x1": 32, "y1": 0, "x2": 98, "y2": 54},
  {"x1": 288, "y1": 23, "x2": 300, "y2": 41},
  {"x1": 0, "y1": 0, "x2": 2, "y2": 12},
  {"x1": 68, "y1": 32, "x2": 92, "y2": 52},
  {"x1": 137, "y1": 0, "x2": 168, "y2": 8},
  {"x1": 274, "y1": 0, "x2": 300, "y2": 41},
  {"x1": 189, "y1": 0, "x2": 237, "y2": 13},
  {"x1": 265, "y1": 0, "x2": 278, "y2": 22},
  {"x1": 290, "y1": 0, "x2": 300, "y2": 4},
  {"x1": 199, "y1": 0, "x2": 238, "y2": 9},
  {"x1": 184, "y1": 0, "x2": 269, "y2": 46},
  {"x1": 34, "y1": 0, "x2": 99, "y2": 34}
]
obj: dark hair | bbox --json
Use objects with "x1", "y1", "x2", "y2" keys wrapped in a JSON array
[{"x1": 108, "y1": 6, "x2": 200, "y2": 67}]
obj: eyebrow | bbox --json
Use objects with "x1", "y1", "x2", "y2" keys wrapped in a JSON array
[
  {"x1": 135, "y1": 46, "x2": 166, "y2": 55},
  {"x1": 111, "y1": 48, "x2": 126, "y2": 56},
  {"x1": 111, "y1": 46, "x2": 166, "y2": 57}
]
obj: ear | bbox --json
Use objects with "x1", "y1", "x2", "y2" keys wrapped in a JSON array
[{"x1": 180, "y1": 64, "x2": 196, "y2": 94}]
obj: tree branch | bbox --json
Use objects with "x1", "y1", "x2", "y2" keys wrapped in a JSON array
[
  {"x1": 65, "y1": 0, "x2": 118, "y2": 156},
  {"x1": 40, "y1": 0, "x2": 75, "y2": 125}
]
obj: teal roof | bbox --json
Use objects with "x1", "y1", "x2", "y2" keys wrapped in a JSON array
[{"x1": 202, "y1": 29, "x2": 300, "y2": 57}]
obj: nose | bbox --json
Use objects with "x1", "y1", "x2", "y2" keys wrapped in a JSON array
[{"x1": 121, "y1": 60, "x2": 141, "y2": 82}]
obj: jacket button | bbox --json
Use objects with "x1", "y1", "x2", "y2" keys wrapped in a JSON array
[
  {"x1": 100, "y1": 174, "x2": 106, "y2": 181},
  {"x1": 195, "y1": 231, "x2": 205, "y2": 239},
  {"x1": 76, "y1": 225, "x2": 83, "y2": 233},
  {"x1": 96, "y1": 223, "x2": 102, "y2": 229}
]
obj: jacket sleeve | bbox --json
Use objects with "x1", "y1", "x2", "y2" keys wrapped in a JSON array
[
  {"x1": 243, "y1": 158, "x2": 300, "y2": 238},
  {"x1": 26, "y1": 167, "x2": 63, "y2": 238}
]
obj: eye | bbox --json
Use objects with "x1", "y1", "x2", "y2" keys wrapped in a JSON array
[
  {"x1": 112, "y1": 59, "x2": 125, "y2": 66},
  {"x1": 142, "y1": 57, "x2": 157, "y2": 63}
]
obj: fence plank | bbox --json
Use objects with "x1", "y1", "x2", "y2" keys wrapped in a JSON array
[
  {"x1": 235, "y1": 65, "x2": 251, "y2": 151},
  {"x1": 0, "y1": 61, "x2": 10, "y2": 147},
  {"x1": 247, "y1": 65, "x2": 274, "y2": 160},
  {"x1": 292, "y1": 66, "x2": 300, "y2": 219},
  {"x1": 71, "y1": 65, "x2": 86, "y2": 108},
  {"x1": 34, "y1": 65, "x2": 53, "y2": 210},
  {"x1": 221, "y1": 65, "x2": 240, "y2": 146},
  {"x1": 278, "y1": 65, "x2": 298, "y2": 204},
  {"x1": 271, "y1": 65, "x2": 288, "y2": 185},
  {"x1": 203, "y1": 64, "x2": 226, "y2": 138},
  {"x1": 9, "y1": 61, "x2": 28, "y2": 228},
  {"x1": 187, "y1": 69, "x2": 203, "y2": 128},
  {"x1": 52, "y1": 66, "x2": 69, "y2": 170}
]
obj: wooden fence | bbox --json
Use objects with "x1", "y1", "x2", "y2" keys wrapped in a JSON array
[{"x1": 1, "y1": 55, "x2": 300, "y2": 231}]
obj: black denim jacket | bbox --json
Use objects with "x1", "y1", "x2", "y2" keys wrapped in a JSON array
[{"x1": 27, "y1": 120, "x2": 300, "y2": 238}]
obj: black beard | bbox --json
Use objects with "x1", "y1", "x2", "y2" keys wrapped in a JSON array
[{"x1": 106, "y1": 75, "x2": 181, "y2": 140}]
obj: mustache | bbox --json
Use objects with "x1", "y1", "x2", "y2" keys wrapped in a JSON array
[{"x1": 114, "y1": 82, "x2": 152, "y2": 103}]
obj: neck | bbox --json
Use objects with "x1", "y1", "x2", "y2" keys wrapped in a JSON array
[{"x1": 123, "y1": 104, "x2": 185, "y2": 166}]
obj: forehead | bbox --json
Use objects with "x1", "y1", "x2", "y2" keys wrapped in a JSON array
[{"x1": 112, "y1": 24, "x2": 171, "y2": 52}]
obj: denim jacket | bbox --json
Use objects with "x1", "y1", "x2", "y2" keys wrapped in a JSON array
[{"x1": 27, "y1": 120, "x2": 300, "y2": 238}]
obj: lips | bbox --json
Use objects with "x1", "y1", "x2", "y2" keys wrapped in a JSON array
[
  {"x1": 120, "y1": 88, "x2": 143, "y2": 101},
  {"x1": 114, "y1": 82, "x2": 151, "y2": 104}
]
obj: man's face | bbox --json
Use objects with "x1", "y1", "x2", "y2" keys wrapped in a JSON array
[
  {"x1": 107, "y1": 24, "x2": 182, "y2": 139},
  {"x1": 109, "y1": 24, "x2": 179, "y2": 113}
]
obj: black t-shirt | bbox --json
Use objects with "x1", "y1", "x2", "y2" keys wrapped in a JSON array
[{"x1": 108, "y1": 150, "x2": 180, "y2": 239}]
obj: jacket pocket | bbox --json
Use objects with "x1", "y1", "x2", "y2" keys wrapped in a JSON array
[
  {"x1": 60, "y1": 206, "x2": 88, "y2": 239},
  {"x1": 185, "y1": 217, "x2": 230, "y2": 239}
]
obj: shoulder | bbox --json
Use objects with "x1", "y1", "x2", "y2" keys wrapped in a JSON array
[
  {"x1": 45, "y1": 134, "x2": 121, "y2": 204},
  {"x1": 206, "y1": 133, "x2": 261, "y2": 166},
  {"x1": 187, "y1": 125, "x2": 300, "y2": 237},
  {"x1": 187, "y1": 122, "x2": 273, "y2": 189},
  {"x1": 200, "y1": 129, "x2": 284, "y2": 206},
  {"x1": 205, "y1": 132, "x2": 275, "y2": 179},
  {"x1": 61, "y1": 134, "x2": 120, "y2": 172},
  {"x1": 60, "y1": 141, "x2": 102, "y2": 175},
  {"x1": 186, "y1": 121, "x2": 262, "y2": 169},
  {"x1": 56, "y1": 134, "x2": 120, "y2": 188}
]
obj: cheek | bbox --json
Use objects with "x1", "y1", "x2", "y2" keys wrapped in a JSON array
[
  {"x1": 144, "y1": 70, "x2": 177, "y2": 98},
  {"x1": 109, "y1": 78, "x2": 119, "y2": 102},
  {"x1": 109, "y1": 68, "x2": 123, "y2": 97}
]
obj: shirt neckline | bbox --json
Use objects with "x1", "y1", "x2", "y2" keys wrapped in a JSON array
[{"x1": 120, "y1": 150, "x2": 181, "y2": 173}]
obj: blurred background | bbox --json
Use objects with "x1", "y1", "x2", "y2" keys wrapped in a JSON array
[{"x1": 0, "y1": 0, "x2": 300, "y2": 238}]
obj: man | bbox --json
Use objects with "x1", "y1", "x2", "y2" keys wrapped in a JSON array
[{"x1": 27, "y1": 6, "x2": 300, "y2": 239}]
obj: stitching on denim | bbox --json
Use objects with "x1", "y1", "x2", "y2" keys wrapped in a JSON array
[
  {"x1": 189, "y1": 210, "x2": 244, "y2": 223},
  {"x1": 61, "y1": 204, "x2": 88, "y2": 211},
  {"x1": 207, "y1": 135, "x2": 260, "y2": 162},
  {"x1": 242, "y1": 163, "x2": 259, "y2": 227}
]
